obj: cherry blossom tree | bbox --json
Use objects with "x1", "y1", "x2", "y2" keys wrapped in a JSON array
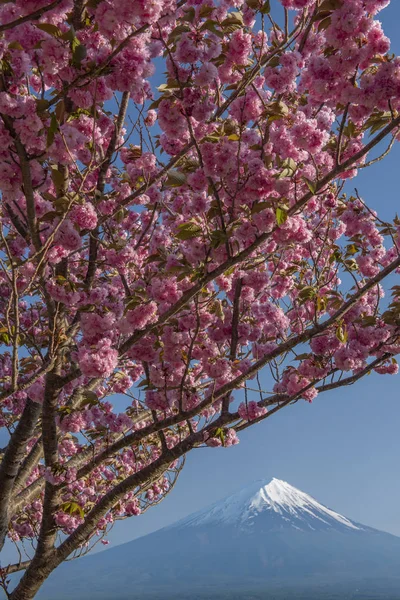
[{"x1": 0, "y1": 0, "x2": 400, "y2": 597}]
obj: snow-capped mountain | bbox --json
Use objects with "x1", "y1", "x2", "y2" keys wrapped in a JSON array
[
  {"x1": 34, "y1": 478, "x2": 400, "y2": 600},
  {"x1": 178, "y1": 478, "x2": 361, "y2": 532}
]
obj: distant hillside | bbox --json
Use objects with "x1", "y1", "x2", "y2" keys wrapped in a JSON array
[{"x1": 34, "y1": 478, "x2": 400, "y2": 599}]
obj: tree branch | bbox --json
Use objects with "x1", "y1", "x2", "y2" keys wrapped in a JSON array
[
  {"x1": 13, "y1": 437, "x2": 43, "y2": 495},
  {"x1": 222, "y1": 278, "x2": 242, "y2": 414},
  {"x1": 1, "y1": 120, "x2": 41, "y2": 250},
  {"x1": 232, "y1": 354, "x2": 394, "y2": 434},
  {"x1": 0, "y1": 0, "x2": 63, "y2": 33},
  {"x1": 115, "y1": 113, "x2": 400, "y2": 360},
  {"x1": 56, "y1": 255, "x2": 400, "y2": 486},
  {"x1": 84, "y1": 91, "x2": 130, "y2": 288},
  {"x1": 0, "y1": 561, "x2": 31, "y2": 576},
  {"x1": 0, "y1": 400, "x2": 41, "y2": 551},
  {"x1": 10, "y1": 436, "x2": 197, "y2": 599}
]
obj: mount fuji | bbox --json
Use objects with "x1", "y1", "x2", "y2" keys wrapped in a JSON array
[
  {"x1": 35, "y1": 478, "x2": 400, "y2": 599},
  {"x1": 176, "y1": 477, "x2": 362, "y2": 532}
]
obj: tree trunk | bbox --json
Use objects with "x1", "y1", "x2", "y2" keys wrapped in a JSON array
[{"x1": 9, "y1": 553, "x2": 60, "y2": 600}]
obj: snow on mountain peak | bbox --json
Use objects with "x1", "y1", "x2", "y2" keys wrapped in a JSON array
[
  {"x1": 248, "y1": 478, "x2": 360, "y2": 530},
  {"x1": 178, "y1": 477, "x2": 361, "y2": 532}
]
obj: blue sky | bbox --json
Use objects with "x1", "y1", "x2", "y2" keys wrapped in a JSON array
[{"x1": 99, "y1": 0, "x2": 400, "y2": 548}]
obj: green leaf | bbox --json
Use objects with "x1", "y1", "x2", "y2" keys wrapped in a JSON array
[
  {"x1": 55, "y1": 99, "x2": 65, "y2": 124},
  {"x1": 157, "y1": 83, "x2": 169, "y2": 92},
  {"x1": 207, "y1": 201, "x2": 220, "y2": 220},
  {"x1": 176, "y1": 221, "x2": 203, "y2": 240},
  {"x1": 61, "y1": 501, "x2": 84, "y2": 518},
  {"x1": 210, "y1": 229, "x2": 227, "y2": 249},
  {"x1": 214, "y1": 427, "x2": 226, "y2": 444},
  {"x1": 344, "y1": 258, "x2": 358, "y2": 271},
  {"x1": 203, "y1": 134, "x2": 221, "y2": 143},
  {"x1": 276, "y1": 207, "x2": 288, "y2": 226},
  {"x1": 277, "y1": 168, "x2": 291, "y2": 179},
  {"x1": 224, "y1": 266, "x2": 236, "y2": 277},
  {"x1": 47, "y1": 113, "x2": 58, "y2": 147},
  {"x1": 266, "y1": 56, "x2": 281, "y2": 68},
  {"x1": 81, "y1": 390, "x2": 99, "y2": 406},
  {"x1": 148, "y1": 96, "x2": 164, "y2": 111},
  {"x1": 246, "y1": 0, "x2": 260, "y2": 7},
  {"x1": 168, "y1": 23, "x2": 191, "y2": 42},
  {"x1": 304, "y1": 178, "x2": 317, "y2": 194},
  {"x1": 146, "y1": 253, "x2": 164, "y2": 264},
  {"x1": 336, "y1": 323, "x2": 348, "y2": 344},
  {"x1": 35, "y1": 23, "x2": 63, "y2": 37},
  {"x1": 260, "y1": 0, "x2": 271, "y2": 14},
  {"x1": 277, "y1": 158, "x2": 297, "y2": 179},
  {"x1": 199, "y1": 4, "x2": 214, "y2": 17},
  {"x1": 221, "y1": 12, "x2": 243, "y2": 27},
  {"x1": 181, "y1": 7, "x2": 195, "y2": 22},
  {"x1": 268, "y1": 99, "x2": 289, "y2": 117},
  {"x1": 345, "y1": 244, "x2": 359, "y2": 257},
  {"x1": 318, "y1": 16, "x2": 332, "y2": 32},
  {"x1": 35, "y1": 98, "x2": 50, "y2": 113},
  {"x1": 294, "y1": 353, "x2": 310, "y2": 361},
  {"x1": 53, "y1": 196, "x2": 70, "y2": 212},
  {"x1": 40, "y1": 211, "x2": 59, "y2": 222},
  {"x1": 329, "y1": 248, "x2": 342, "y2": 264},
  {"x1": 137, "y1": 379, "x2": 150, "y2": 388},
  {"x1": 319, "y1": 0, "x2": 343, "y2": 10},
  {"x1": 165, "y1": 170, "x2": 187, "y2": 187},
  {"x1": 8, "y1": 41, "x2": 24, "y2": 50},
  {"x1": 298, "y1": 286, "x2": 316, "y2": 301},
  {"x1": 72, "y1": 39, "x2": 87, "y2": 65},
  {"x1": 167, "y1": 265, "x2": 186, "y2": 275},
  {"x1": 316, "y1": 295, "x2": 327, "y2": 313},
  {"x1": 200, "y1": 19, "x2": 224, "y2": 38},
  {"x1": 369, "y1": 118, "x2": 391, "y2": 134},
  {"x1": 50, "y1": 166, "x2": 66, "y2": 195},
  {"x1": 58, "y1": 406, "x2": 72, "y2": 421},
  {"x1": 0, "y1": 57, "x2": 13, "y2": 76},
  {"x1": 251, "y1": 201, "x2": 271, "y2": 214},
  {"x1": 125, "y1": 294, "x2": 147, "y2": 311},
  {"x1": 282, "y1": 157, "x2": 297, "y2": 172},
  {"x1": 361, "y1": 316, "x2": 377, "y2": 327},
  {"x1": 127, "y1": 145, "x2": 142, "y2": 160},
  {"x1": 343, "y1": 120, "x2": 357, "y2": 138},
  {"x1": 60, "y1": 28, "x2": 75, "y2": 42},
  {"x1": 278, "y1": 158, "x2": 297, "y2": 179},
  {"x1": 0, "y1": 331, "x2": 10, "y2": 345},
  {"x1": 210, "y1": 300, "x2": 224, "y2": 320}
]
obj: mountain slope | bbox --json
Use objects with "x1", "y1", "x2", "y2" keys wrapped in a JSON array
[
  {"x1": 34, "y1": 478, "x2": 400, "y2": 599},
  {"x1": 177, "y1": 478, "x2": 362, "y2": 532}
]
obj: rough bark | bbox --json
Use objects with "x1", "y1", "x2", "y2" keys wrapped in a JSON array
[{"x1": 0, "y1": 400, "x2": 41, "y2": 551}]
